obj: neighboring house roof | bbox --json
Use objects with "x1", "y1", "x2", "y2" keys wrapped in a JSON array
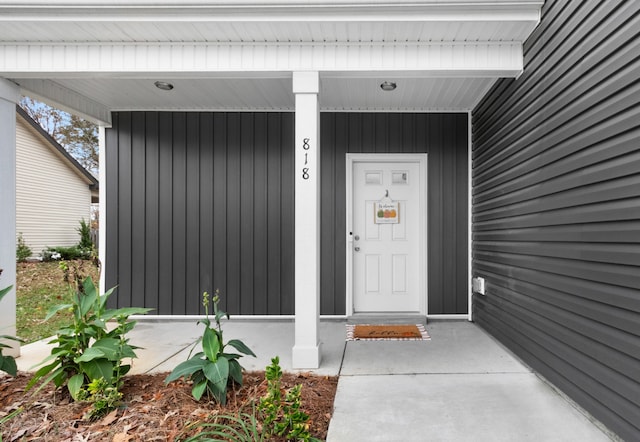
[{"x1": 15, "y1": 105, "x2": 99, "y2": 202}]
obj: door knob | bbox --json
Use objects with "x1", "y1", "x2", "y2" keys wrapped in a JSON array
[{"x1": 354, "y1": 247, "x2": 360, "y2": 252}]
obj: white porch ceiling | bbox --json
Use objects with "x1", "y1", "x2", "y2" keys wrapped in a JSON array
[
  {"x1": 0, "y1": 0, "x2": 543, "y2": 122},
  {"x1": 17, "y1": 76, "x2": 496, "y2": 112}
]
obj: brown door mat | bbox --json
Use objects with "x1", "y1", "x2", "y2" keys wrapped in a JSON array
[{"x1": 346, "y1": 324, "x2": 430, "y2": 341}]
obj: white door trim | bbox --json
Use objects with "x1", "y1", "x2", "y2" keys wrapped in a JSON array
[
  {"x1": 345, "y1": 153, "x2": 428, "y2": 317},
  {"x1": 467, "y1": 111, "x2": 473, "y2": 322}
]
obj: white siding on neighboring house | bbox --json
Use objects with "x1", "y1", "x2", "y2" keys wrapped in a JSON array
[{"x1": 15, "y1": 113, "x2": 93, "y2": 257}]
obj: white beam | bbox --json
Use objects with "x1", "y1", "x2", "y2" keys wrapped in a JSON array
[
  {"x1": 468, "y1": 111, "x2": 473, "y2": 322},
  {"x1": 15, "y1": 79, "x2": 112, "y2": 126},
  {"x1": 98, "y1": 125, "x2": 107, "y2": 294},
  {"x1": 292, "y1": 71, "x2": 321, "y2": 369},
  {"x1": 0, "y1": 42, "x2": 523, "y2": 79},
  {"x1": 0, "y1": 78, "x2": 20, "y2": 357}
]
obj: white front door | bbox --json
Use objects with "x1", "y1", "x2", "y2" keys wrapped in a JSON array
[{"x1": 349, "y1": 155, "x2": 426, "y2": 313}]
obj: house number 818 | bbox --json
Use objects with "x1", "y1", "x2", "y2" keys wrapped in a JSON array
[{"x1": 302, "y1": 138, "x2": 311, "y2": 180}]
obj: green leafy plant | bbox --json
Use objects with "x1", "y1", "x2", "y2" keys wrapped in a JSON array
[
  {"x1": 42, "y1": 245, "x2": 90, "y2": 261},
  {"x1": 76, "y1": 377, "x2": 123, "y2": 420},
  {"x1": 181, "y1": 406, "x2": 265, "y2": 442},
  {"x1": 16, "y1": 233, "x2": 31, "y2": 262},
  {"x1": 26, "y1": 265, "x2": 151, "y2": 418},
  {"x1": 165, "y1": 290, "x2": 256, "y2": 405},
  {"x1": 258, "y1": 356, "x2": 319, "y2": 442},
  {"x1": 77, "y1": 218, "x2": 93, "y2": 251},
  {"x1": 0, "y1": 284, "x2": 24, "y2": 377}
]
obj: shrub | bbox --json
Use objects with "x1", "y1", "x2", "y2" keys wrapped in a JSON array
[
  {"x1": 77, "y1": 218, "x2": 93, "y2": 250},
  {"x1": 42, "y1": 245, "x2": 90, "y2": 261},
  {"x1": 16, "y1": 233, "x2": 31, "y2": 262},
  {"x1": 258, "y1": 356, "x2": 319, "y2": 441},
  {"x1": 27, "y1": 265, "x2": 151, "y2": 419},
  {"x1": 39, "y1": 219, "x2": 94, "y2": 262},
  {"x1": 165, "y1": 290, "x2": 256, "y2": 404},
  {"x1": 41, "y1": 249, "x2": 61, "y2": 261}
]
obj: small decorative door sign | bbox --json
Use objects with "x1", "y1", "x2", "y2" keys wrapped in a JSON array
[{"x1": 374, "y1": 200, "x2": 399, "y2": 224}]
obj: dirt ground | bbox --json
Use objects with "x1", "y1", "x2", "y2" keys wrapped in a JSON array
[
  {"x1": 0, "y1": 371, "x2": 338, "y2": 441},
  {"x1": 7, "y1": 261, "x2": 338, "y2": 440}
]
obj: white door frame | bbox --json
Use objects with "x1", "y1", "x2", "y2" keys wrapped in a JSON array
[{"x1": 345, "y1": 153, "x2": 428, "y2": 317}]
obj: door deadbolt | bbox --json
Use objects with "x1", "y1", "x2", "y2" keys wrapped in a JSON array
[{"x1": 354, "y1": 235, "x2": 360, "y2": 241}]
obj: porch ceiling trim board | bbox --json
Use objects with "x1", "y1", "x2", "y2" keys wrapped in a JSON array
[{"x1": 1, "y1": 42, "x2": 523, "y2": 75}]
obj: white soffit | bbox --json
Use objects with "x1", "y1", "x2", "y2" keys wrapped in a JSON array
[
  {"x1": 17, "y1": 76, "x2": 496, "y2": 112},
  {"x1": 0, "y1": 21, "x2": 538, "y2": 44},
  {"x1": 0, "y1": 0, "x2": 543, "y2": 118},
  {"x1": 321, "y1": 76, "x2": 497, "y2": 111}
]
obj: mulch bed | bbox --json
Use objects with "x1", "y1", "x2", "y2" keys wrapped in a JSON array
[{"x1": 0, "y1": 371, "x2": 338, "y2": 441}]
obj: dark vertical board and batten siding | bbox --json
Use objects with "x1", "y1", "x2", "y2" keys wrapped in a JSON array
[
  {"x1": 106, "y1": 112, "x2": 468, "y2": 316},
  {"x1": 157, "y1": 112, "x2": 173, "y2": 314},
  {"x1": 472, "y1": 0, "x2": 640, "y2": 439},
  {"x1": 143, "y1": 113, "x2": 159, "y2": 312},
  {"x1": 320, "y1": 113, "x2": 469, "y2": 315},
  {"x1": 105, "y1": 112, "x2": 296, "y2": 315}
]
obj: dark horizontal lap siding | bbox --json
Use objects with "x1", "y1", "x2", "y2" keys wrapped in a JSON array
[
  {"x1": 320, "y1": 113, "x2": 469, "y2": 315},
  {"x1": 105, "y1": 112, "x2": 295, "y2": 315},
  {"x1": 472, "y1": 0, "x2": 640, "y2": 439}
]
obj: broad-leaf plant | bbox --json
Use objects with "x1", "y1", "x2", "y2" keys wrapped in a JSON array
[
  {"x1": 27, "y1": 268, "x2": 150, "y2": 418},
  {"x1": 165, "y1": 290, "x2": 256, "y2": 404}
]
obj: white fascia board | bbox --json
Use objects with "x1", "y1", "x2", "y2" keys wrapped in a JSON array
[
  {"x1": 15, "y1": 78, "x2": 111, "y2": 126},
  {"x1": 0, "y1": 1, "x2": 543, "y2": 22},
  {"x1": 0, "y1": 41, "x2": 523, "y2": 78},
  {"x1": 0, "y1": 0, "x2": 543, "y2": 5}
]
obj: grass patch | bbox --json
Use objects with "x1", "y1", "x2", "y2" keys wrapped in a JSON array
[{"x1": 16, "y1": 260, "x2": 100, "y2": 343}]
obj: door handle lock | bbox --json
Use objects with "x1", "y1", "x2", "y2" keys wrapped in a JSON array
[{"x1": 354, "y1": 246, "x2": 360, "y2": 252}]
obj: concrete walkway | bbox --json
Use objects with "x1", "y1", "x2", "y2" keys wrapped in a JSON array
[{"x1": 15, "y1": 320, "x2": 612, "y2": 441}]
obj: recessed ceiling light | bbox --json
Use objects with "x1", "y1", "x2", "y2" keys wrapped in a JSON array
[
  {"x1": 154, "y1": 81, "x2": 174, "y2": 91},
  {"x1": 380, "y1": 81, "x2": 397, "y2": 91}
]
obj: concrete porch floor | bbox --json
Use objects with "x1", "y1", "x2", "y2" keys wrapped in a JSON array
[{"x1": 15, "y1": 320, "x2": 613, "y2": 441}]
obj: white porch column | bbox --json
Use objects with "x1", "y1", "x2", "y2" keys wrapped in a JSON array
[
  {"x1": 0, "y1": 78, "x2": 20, "y2": 357},
  {"x1": 98, "y1": 126, "x2": 107, "y2": 294},
  {"x1": 292, "y1": 71, "x2": 321, "y2": 369}
]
